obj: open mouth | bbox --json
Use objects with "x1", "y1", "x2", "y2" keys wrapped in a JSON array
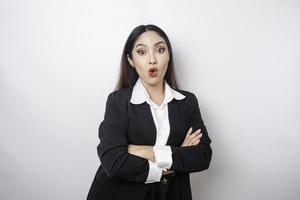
[{"x1": 148, "y1": 68, "x2": 158, "y2": 77}]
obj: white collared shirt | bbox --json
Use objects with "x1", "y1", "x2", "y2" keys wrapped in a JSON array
[{"x1": 130, "y1": 78, "x2": 186, "y2": 184}]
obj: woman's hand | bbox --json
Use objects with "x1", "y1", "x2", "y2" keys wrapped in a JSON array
[
  {"x1": 162, "y1": 169, "x2": 175, "y2": 175},
  {"x1": 181, "y1": 127, "x2": 202, "y2": 147},
  {"x1": 127, "y1": 144, "x2": 155, "y2": 162},
  {"x1": 127, "y1": 145, "x2": 175, "y2": 175}
]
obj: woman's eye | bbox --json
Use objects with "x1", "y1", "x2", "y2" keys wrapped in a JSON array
[
  {"x1": 156, "y1": 47, "x2": 165, "y2": 53},
  {"x1": 137, "y1": 50, "x2": 146, "y2": 55}
]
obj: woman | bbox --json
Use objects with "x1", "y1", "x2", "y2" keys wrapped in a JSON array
[{"x1": 87, "y1": 24, "x2": 212, "y2": 200}]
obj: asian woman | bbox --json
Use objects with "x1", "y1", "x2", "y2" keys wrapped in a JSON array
[{"x1": 87, "y1": 24, "x2": 212, "y2": 200}]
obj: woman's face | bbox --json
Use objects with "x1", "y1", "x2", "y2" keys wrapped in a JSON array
[{"x1": 127, "y1": 31, "x2": 170, "y2": 88}]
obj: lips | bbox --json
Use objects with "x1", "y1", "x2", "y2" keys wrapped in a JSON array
[
  {"x1": 148, "y1": 67, "x2": 158, "y2": 77},
  {"x1": 148, "y1": 67, "x2": 158, "y2": 73}
]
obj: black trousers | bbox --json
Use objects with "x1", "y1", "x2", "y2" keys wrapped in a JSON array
[{"x1": 145, "y1": 173, "x2": 176, "y2": 200}]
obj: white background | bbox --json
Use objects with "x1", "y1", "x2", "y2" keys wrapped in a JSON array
[{"x1": 1, "y1": 0, "x2": 299, "y2": 199}]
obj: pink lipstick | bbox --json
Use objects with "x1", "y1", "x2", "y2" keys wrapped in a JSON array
[{"x1": 148, "y1": 67, "x2": 158, "y2": 77}]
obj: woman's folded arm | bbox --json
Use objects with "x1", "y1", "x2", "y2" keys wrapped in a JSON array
[
  {"x1": 169, "y1": 93, "x2": 212, "y2": 173},
  {"x1": 97, "y1": 92, "x2": 150, "y2": 183}
]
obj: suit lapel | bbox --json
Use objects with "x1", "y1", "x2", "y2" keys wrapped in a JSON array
[
  {"x1": 144, "y1": 99, "x2": 183, "y2": 146},
  {"x1": 166, "y1": 100, "x2": 183, "y2": 146},
  {"x1": 128, "y1": 90, "x2": 185, "y2": 146},
  {"x1": 143, "y1": 103, "x2": 157, "y2": 145},
  {"x1": 128, "y1": 102, "x2": 157, "y2": 145}
]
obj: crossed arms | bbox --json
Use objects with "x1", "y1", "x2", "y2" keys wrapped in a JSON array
[{"x1": 97, "y1": 92, "x2": 212, "y2": 183}]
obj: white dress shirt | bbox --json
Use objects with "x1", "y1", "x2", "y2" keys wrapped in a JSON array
[{"x1": 130, "y1": 78, "x2": 186, "y2": 184}]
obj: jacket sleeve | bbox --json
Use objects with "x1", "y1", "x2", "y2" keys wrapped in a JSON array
[
  {"x1": 97, "y1": 92, "x2": 150, "y2": 183},
  {"x1": 169, "y1": 93, "x2": 212, "y2": 173}
]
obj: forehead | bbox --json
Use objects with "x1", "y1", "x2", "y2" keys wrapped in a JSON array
[{"x1": 134, "y1": 31, "x2": 166, "y2": 47}]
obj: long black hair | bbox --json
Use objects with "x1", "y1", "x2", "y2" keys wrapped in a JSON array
[{"x1": 114, "y1": 24, "x2": 180, "y2": 91}]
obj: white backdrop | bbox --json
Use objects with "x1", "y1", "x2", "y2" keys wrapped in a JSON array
[{"x1": 1, "y1": 0, "x2": 299, "y2": 199}]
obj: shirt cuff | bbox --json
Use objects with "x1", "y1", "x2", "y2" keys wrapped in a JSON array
[
  {"x1": 145, "y1": 160, "x2": 163, "y2": 184},
  {"x1": 153, "y1": 145, "x2": 173, "y2": 169}
]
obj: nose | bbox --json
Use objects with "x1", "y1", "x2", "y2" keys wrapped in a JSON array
[{"x1": 149, "y1": 51, "x2": 157, "y2": 65}]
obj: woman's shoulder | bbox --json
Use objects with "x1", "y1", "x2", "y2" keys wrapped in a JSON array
[
  {"x1": 107, "y1": 88, "x2": 132, "y2": 102},
  {"x1": 174, "y1": 88, "x2": 199, "y2": 102},
  {"x1": 172, "y1": 88, "x2": 202, "y2": 111}
]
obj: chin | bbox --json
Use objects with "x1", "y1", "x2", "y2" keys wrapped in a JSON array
[
  {"x1": 140, "y1": 75, "x2": 163, "y2": 87},
  {"x1": 147, "y1": 78, "x2": 163, "y2": 86}
]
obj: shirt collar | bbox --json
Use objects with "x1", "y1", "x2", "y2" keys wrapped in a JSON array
[{"x1": 130, "y1": 77, "x2": 186, "y2": 108}]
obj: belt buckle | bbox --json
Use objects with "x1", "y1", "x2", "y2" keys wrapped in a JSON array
[
  {"x1": 161, "y1": 172, "x2": 175, "y2": 184},
  {"x1": 161, "y1": 177, "x2": 168, "y2": 184}
]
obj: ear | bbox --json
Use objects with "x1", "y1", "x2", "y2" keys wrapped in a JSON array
[{"x1": 127, "y1": 54, "x2": 135, "y2": 68}]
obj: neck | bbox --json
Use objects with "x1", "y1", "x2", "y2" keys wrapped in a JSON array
[{"x1": 141, "y1": 79, "x2": 165, "y2": 100}]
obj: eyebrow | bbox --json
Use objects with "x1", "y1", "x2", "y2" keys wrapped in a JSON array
[{"x1": 135, "y1": 41, "x2": 166, "y2": 48}]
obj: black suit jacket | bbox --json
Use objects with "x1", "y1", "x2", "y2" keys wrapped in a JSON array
[{"x1": 87, "y1": 87, "x2": 212, "y2": 200}]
